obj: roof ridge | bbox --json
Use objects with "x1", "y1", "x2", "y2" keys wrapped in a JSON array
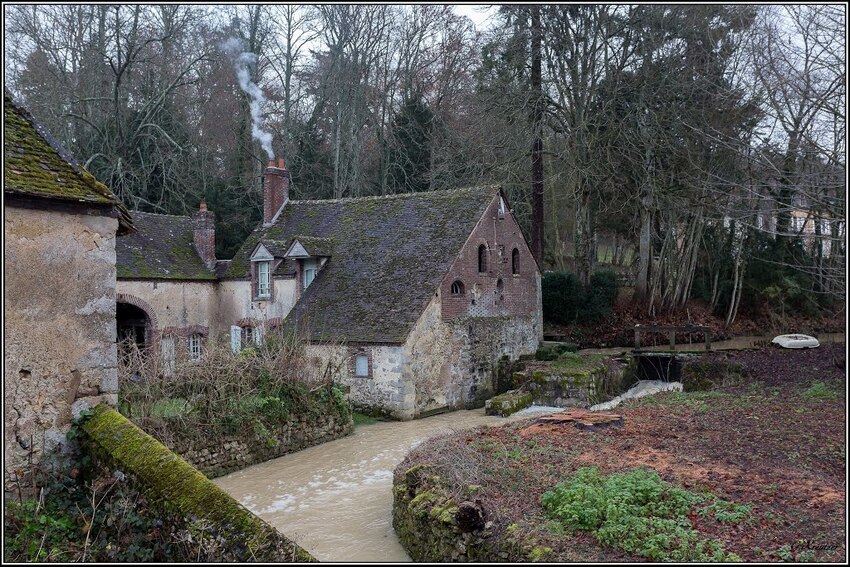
[
  {"x1": 288, "y1": 185, "x2": 498, "y2": 205},
  {"x1": 130, "y1": 210, "x2": 192, "y2": 220}
]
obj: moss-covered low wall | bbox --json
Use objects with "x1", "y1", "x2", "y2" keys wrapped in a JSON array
[
  {"x1": 484, "y1": 390, "x2": 534, "y2": 416},
  {"x1": 510, "y1": 353, "x2": 634, "y2": 408},
  {"x1": 82, "y1": 405, "x2": 315, "y2": 563},
  {"x1": 392, "y1": 464, "x2": 552, "y2": 562}
]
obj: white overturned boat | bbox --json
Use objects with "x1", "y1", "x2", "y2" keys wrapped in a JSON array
[{"x1": 771, "y1": 334, "x2": 820, "y2": 349}]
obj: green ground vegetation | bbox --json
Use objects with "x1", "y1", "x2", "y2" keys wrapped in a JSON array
[{"x1": 542, "y1": 467, "x2": 745, "y2": 562}]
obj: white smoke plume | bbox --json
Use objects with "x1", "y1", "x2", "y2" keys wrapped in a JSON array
[{"x1": 220, "y1": 37, "x2": 274, "y2": 160}]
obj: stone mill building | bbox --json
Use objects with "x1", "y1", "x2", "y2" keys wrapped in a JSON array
[{"x1": 115, "y1": 160, "x2": 543, "y2": 419}]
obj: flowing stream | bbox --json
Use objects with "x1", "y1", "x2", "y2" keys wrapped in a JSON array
[
  {"x1": 214, "y1": 409, "x2": 537, "y2": 562},
  {"x1": 214, "y1": 333, "x2": 845, "y2": 562}
]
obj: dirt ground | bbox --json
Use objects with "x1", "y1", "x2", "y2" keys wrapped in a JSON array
[{"x1": 400, "y1": 343, "x2": 847, "y2": 562}]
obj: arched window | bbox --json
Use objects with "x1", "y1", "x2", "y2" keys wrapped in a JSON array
[
  {"x1": 451, "y1": 280, "x2": 465, "y2": 295},
  {"x1": 478, "y1": 244, "x2": 488, "y2": 273},
  {"x1": 496, "y1": 278, "x2": 504, "y2": 303},
  {"x1": 512, "y1": 248, "x2": 520, "y2": 275}
]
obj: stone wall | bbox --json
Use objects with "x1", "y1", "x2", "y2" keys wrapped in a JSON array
[
  {"x1": 307, "y1": 344, "x2": 415, "y2": 420},
  {"x1": 511, "y1": 355, "x2": 634, "y2": 408},
  {"x1": 321, "y1": 292, "x2": 541, "y2": 420},
  {"x1": 404, "y1": 296, "x2": 541, "y2": 416},
  {"x1": 393, "y1": 463, "x2": 553, "y2": 562},
  {"x1": 82, "y1": 405, "x2": 315, "y2": 562},
  {"x1": 116, "y1": 279, "x2": 217, "y2": 332},
  {"x1": 171, "y1": 409, "x2": 353, "y2": 478},
  {"x1": 4, "y1": 205, "x2": 119, "y2": 493}
]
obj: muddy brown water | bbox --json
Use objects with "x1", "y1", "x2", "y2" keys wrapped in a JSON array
[
  {"x1": 215, "y1": 334, "x2": 846, "y2": 562},
  {"x1": 214, "y1": 409, "x2": 533, "y2": 563}
]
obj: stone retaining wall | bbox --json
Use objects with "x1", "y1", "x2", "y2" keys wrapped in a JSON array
[
  {"x1": 392, "y1": 464, "x2": 553, "y2": 562},
  {"x1": 170, "y1": 412, "x2": 352, "y2": 479},
  {"x1": 82, "y1": 405, "x2": 315, "y2": 562}
]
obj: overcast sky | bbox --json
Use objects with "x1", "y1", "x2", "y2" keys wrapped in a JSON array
[{"x1": 452, "y1": 4, "x2": 498, "y2": 30}]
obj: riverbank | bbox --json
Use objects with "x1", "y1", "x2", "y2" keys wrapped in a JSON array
[
  {"x1": 213, "y1": 409, "x2": 553, "y2": 562},
  {"x1": 544, "y1": 299, "x2": 845, "y2": 349},
  {"x1": 393, "y1": 343, "x2": 846, "y2": 562}
]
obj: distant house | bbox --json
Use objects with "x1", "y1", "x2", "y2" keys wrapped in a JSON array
[
  {"x1": 115, "y1": 160, "x2": 543, "y2": 419},
  {"x1": 4, "y1": 91, "x2": 133, "y2": 492},
  {"x1": 114, "y1": 207, "x2": 218, "y2": 371}
]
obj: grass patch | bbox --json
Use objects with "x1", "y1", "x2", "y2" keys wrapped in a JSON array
[
  {"x1": 151, "y1": 397, "x2": 192, "y2": 418},
  {"x1": 802, "y1": 381, "x2": 841, "y2": 400},
  {"x1": 698, "y1": 499, "x2": 752, "y2": 524},
  {"x1": 352, "y1": 412, "x2": 379, "y2": 427},
  {"x1": 549, "y1": 352, "x2": 605, "y2": 373},
  {"x1": 541, "y1": 467, "x2": 743, "y2": 562}
]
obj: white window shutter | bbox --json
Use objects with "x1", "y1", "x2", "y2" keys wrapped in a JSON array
[
  {"x1": 231, "y1": 325, "x2": 241, "y2": 353},
  {"x1": 161, "y1": 337, "x2": 176, "y2": 377},
  {"x1": 254, "y1": 325, "x2": 264, "y2": 346}
]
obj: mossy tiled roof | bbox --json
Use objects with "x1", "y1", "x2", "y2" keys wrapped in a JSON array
[
  {"x1": 4, "y1": 91, "x2": 133, "y2": 233},
  {"x1": 226, "y1": 186, "x2": 500, "y2": 343},
  {"x1": 287, "y1": 236, "x2": 335, "y2": 258},
  {"x1": 116, "y1": 212, "x2": 215, "y2": 280}
]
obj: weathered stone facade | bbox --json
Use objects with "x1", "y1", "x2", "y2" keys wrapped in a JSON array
[{"x1": 4, "y1": 205, "x2": 120, "y2": 491}]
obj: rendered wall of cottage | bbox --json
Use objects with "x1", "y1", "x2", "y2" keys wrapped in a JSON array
[
  {"x1": 4, "y1": 205, "x2": 119, "y2": 492},
  {"x1": 116, "y1": 280, "x2": 217, "y2": 333},
  {"x1": 215, "y1": 279, "x2": 297, "y2": 331}
]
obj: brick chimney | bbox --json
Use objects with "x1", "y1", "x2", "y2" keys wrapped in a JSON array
[
  {"x1": 193, "y1": 201, "x2": 216, "y2": 268},
  {"x1": 263, "y1": 158, "x2": 290, "y2": 225}
]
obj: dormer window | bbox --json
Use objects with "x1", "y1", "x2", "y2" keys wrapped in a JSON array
[
  {"x1": 250, "y1": 243, "x2": 275, "y2": 301},
  {"x1": 257, "y1": 261, "x2": 271, "y2": 298},
  {"x1": 303, "y1": 259, "x2": 317, "y2": 289}
]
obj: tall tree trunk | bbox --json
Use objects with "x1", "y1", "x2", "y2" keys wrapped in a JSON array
[
  {"x1": 635, "y1": 127, "x2": 654, "y2": 301},
  {"x1": 636, "y1": 196, "x2": 652, "y2": 300},
  {"x1": 530, "y1": 5, "x2": 544, "y2": 264}
]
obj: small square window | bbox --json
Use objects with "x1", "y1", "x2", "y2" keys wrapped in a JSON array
[
  {"x1": 354, "y1": 355, "x2": 369, "y2": 377},
  {"x1": 188, "y1": 334, "x2": 202, "y2": 361}
]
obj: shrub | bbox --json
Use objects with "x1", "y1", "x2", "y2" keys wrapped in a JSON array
[
  {"x1": 117, "y1": 329, "x2": 350, "y2": 447},
  {"x1": 4, "y1": 445, "x2": 188, "y2": 563},
  {"x1": 542, "y1": 271, "x2": 584, "y2": 324},
  {"x1": 542, "y1": 467, "x2": 743, "y2": 562},
  {"x1": 535, "y1": 345, "x2": 560, "y2": 361},
  {"x1": 581, "y1": 271, "x2": 619, "y2": 321},
  {"x1": 554, "y1": 343, "x2": 579, "y2": 354}
]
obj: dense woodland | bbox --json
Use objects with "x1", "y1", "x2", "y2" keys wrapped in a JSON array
[{"x1": 4, "y1": 4, "x2": 845, "y2": 324}]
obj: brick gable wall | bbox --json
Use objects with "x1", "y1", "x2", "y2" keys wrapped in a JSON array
[{"x1": 440, "y1": 194, "x2": 539, "y2": 320}]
